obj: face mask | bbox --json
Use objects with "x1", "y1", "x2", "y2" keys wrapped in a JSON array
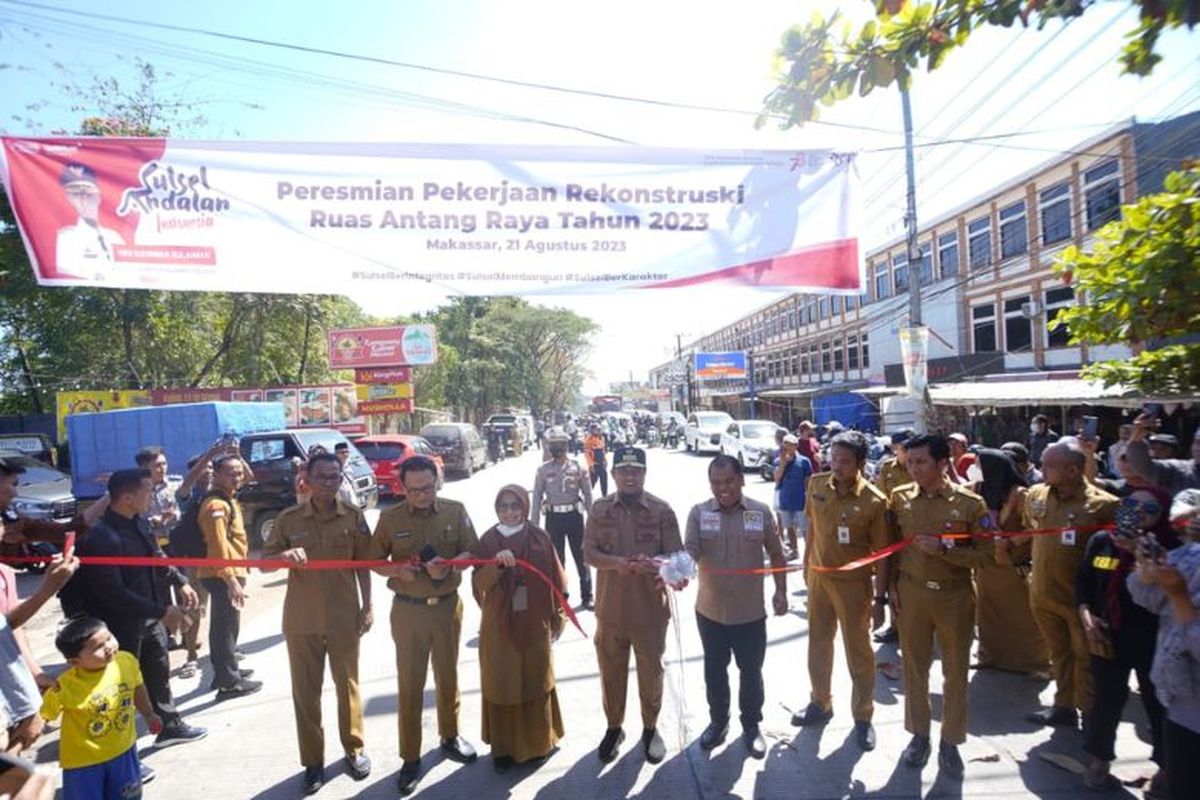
[
  {"x1": 549, "y1": 446, "x2": 566, "y2": 457},
  {"x1": 497, "y1": 522, "x2": 524, "y2": 537}
]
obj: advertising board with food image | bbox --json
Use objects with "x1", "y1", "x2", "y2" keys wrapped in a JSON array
[
  {"x1": 332, "y1": 385, "x2": 357, "y2": 423},
  {"x1": 264, "y1": 388, "x2": 299, "y2": 426},
  {"x1": 298, "y1": 387, "x2": 331, "y2": 426}
]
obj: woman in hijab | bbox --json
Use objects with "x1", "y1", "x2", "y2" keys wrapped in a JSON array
[
  {"x1": 473, "y1": 484, "x2": 567, "y2": 772},
  {"x1": 973, "y1": 448, "x2": 1049, "y2": 674},
  {"x1": 1077, "y1": 485, "x2": 1176, "y2": 792}
]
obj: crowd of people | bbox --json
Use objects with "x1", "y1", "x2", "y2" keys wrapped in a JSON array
[{"x1": 0, "y1": 408, "x2": 1197, "y2": 799}]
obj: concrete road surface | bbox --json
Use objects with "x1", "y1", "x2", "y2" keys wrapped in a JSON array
[{"x1": 16, "y1": 446, "x2": 1157, "y2": 798}]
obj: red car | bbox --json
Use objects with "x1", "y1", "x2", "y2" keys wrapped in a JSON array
[{"x1": 354, "y1": 435, "x2": 445, "y2": 500}]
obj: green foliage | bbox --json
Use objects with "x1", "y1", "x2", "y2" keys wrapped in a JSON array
[
  {"x1": 1052, "y1": 167, "x2": 1200, "y2": 395},
  {"x1": 759, "y1": 0, "x2": 1196, "y2": 129}
]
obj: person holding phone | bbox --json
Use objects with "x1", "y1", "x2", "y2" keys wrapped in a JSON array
[
  {"x1": 370, "y1": 456, "x2": 479, "y2": 797},
  {"x1": 1126, "y1": 411, "x2": 1200, "y2": 497}
]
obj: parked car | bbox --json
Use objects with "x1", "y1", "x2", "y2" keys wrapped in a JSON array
[
  {"x1": 684, "y1": 411, "x2": 734, "y2": 455},
  {"x1": 484, "y1": 414, "x2": 521, "y2": 454},
  {"x1": 0, "y1": 450, "x2": 75, "y2": 572},
  {"x1": 719, "y1": 421, "x2": 783, "y2": 472},
  {"x1": 238, "y1": 428, "x2": 378, "y2": 545},
  {"x1": 419, "y1": 422, "x2": 487, "y2": 477},
  {"x1": 356, "y1": 435, "x2": 445, "y2": 500},
  {"x1": 0, "y1": 433, "x2": 57, "y2": 467}
]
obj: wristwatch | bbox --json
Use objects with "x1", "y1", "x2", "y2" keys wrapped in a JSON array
[{"x1": 874, "y1": 594, "x2": 888, "y2": 605}]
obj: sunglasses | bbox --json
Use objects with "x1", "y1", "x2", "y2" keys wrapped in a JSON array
[{"x1": 1121, "y1": 497, "x2": 1162, "y2": 515}]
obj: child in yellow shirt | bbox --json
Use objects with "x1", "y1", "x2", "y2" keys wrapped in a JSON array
[{"x1": 40, "y1": 617, "x2": 161, "y2": 800}]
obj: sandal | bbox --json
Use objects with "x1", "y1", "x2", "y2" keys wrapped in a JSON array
[{"x1": 178, "y1": 660, "x2": 198, "y2": 679}]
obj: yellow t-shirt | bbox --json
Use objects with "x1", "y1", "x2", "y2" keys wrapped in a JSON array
[{"x1": 39, "y1": 651, "x2": 143, "y2": 769}]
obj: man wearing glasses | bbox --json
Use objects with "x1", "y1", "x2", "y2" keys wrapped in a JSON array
[
  {"x1": 370, "y1": 456, "x2": 479, "y2": 796},
  {"x1": 54, "y1": 163, "x2": 125, "y2": 281}
]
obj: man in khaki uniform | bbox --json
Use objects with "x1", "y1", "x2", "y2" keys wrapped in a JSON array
[
  {"x1": 264, "y1": 452, "x2": 374, "y2": 795},
  {"x1": 872, "y1": 429, "x2": 914, "y2": 644},
  {"x1": 531, "y1": 427, "x2": 594, "y2": 608},
  {"x1": 1024, "y1": 440, "x2": 1118, "y2": 728},
  {"x1": 888, "y1": 433, "x2": 993, "y2": 779},
  {"x1": 794, "y1": 432, "x2": 891, "y2": 751},
  {"x1": 685, "y1": 454, "x2": 788, "y2": 760},
  {"x1": 583, "y1": 446, "x2": 682, "y2": 765},
  {"x1": 371, "y1": 456, "x2": 479, "y2": 797}
]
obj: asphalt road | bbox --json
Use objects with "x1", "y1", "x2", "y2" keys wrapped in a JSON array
[{"x1": 17, "y1": 446, "x2": 1157, "y2": 799}]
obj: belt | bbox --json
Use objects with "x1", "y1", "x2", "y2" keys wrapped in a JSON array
[
  {"x1": 902, "y1": 572, "x2": 969, "y2": 592},
  {"x1": 393, "y1": 593, "x2": 456, "y2": 607},
  {"x1": 548, "y1": 504, "x2": 580, "y2": 514}
]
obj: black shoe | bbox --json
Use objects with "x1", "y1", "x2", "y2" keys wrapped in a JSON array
[
  {"x1": 234, "y1": 647, "x2": 246, "y2": 661},
  {"x1": 1026, "y1": 706, "x2": 1078, "y2": 727},
  {"x1": 167, "y1": 636, "x2": 184, "y2": 651},
  {"x1": 154, "y1": 721, "x2": 208, "y2": 747},
  {"x1": 791, "y1": 702, "x2": 833, "y2": 727},
  {"x1": 302, "y1": 765, "x2": 325, "y2": 795},
  {"x1": 597, "y1": 728, "x2": 624, "y2": 763},
  {"x1": 440, "y1": 736, "x2": 477, "y2": 764},
  {"x1": 699, "y1": 720, "x2": 728, "y2": 751},
  {"x1": 215, "y1": 679, "x2": 262, "y2": 701},
  {"x1": 642, "y1": 728, "x2": 666, "y2": 764},
  {"x1": 206, "y1": 669, "x2": 255, "y2": 692},
  {"x1": 938, "y1": 742, "x2": 964, "y2": 779},
  {"x1": 493, "y1": 755, "x2": 514, "y2": 774},
  {"x1": 582, "y1": 597, "x2": 595, "y2": 611},
  {"x1": 397, "y1": 760, "x2": 421, "y2": 796},
  {"x1": 902, "y1": 734, "x2": 931, "y2": 768},
  {"x1": 139, "y1": 763, "x2": 156, "y2": 785},
  {"x1": 345, "y1": 752, "x2": 370, "y2": 781},
  {"x1": 743, "y1": 727, "x2": 767, "y2": 760},
  {"x1": 873, "y1": 626, "x2": 899, "y2": 644},
  {"x1": 854, "y1": 721, "x2": 876, "y2": 751}
]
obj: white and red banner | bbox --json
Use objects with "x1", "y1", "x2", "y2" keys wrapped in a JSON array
[{"x1": 0, "y1": 137, "x2": 861, "y2": 296}]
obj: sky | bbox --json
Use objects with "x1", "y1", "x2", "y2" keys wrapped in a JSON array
[{"x1": 0, "y1": 0, "x2": 1196, "y2": 396}]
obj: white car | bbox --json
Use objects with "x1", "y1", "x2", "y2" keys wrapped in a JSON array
[
  {"x1": 684, "y1": 411, "x2": 735, "y2": 455},
  {"x1": 719, "y1": 420, "x2": 783, "y2": 471}
]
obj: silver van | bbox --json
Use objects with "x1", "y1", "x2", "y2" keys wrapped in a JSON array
[{"x1": 419, "y1": 422, "x2": 488, "y2": 477}]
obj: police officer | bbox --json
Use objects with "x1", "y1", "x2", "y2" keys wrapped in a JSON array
[
  {"x1": 794, "y1": 432, "x2": 891, "y2": 751},
  {"x1": 264, "y1": 452, "x2": 374, "y2": 795},
  {"x1": 531, "y1": 427, "x2": 595, "y2": 610},
  {"x1": 583, "y1": 446, "x2": 682, "y2": 765},
  {"x1": 685, "y1": 454, "x2": 788, "y2": 759},
  {"x1": 888, "y1": 433, "x2": 992, "y2": 779},
  {"x1": 1024, "y1": 440, "x2": 1118, "y2": 728},
  {"x1": 370, "y1": 455, "x2": 478, "y2": 797}
]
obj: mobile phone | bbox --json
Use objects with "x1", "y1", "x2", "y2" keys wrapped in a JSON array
[
  {"x1": 418, "y1": 544, "x2": 438, "y2": 563},
  {"x1": 1144, "y1": 403, "x2": 1164, "y2": 418},
  {"x1": 1081, "y1": 416, "x2": 1099, "y2": 441},
  {"x1": 1143, "y1": 533, "x2": 1165, "y2": 562}
]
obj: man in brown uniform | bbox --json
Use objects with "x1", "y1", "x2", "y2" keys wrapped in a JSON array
[
  {"x1": 685, "y1": 454, "x2": 788, "y2": 759},
  {"x1": 264, "y1": 452, "x2": 374, "y2": 795},
  {"x1": 872, "y1": 429, "x2": 914, "y2": 644},
  {"x1": 371, "y1": 455, "x2": 478, "y2": 797},
  {"x1": 583, "y1": 446, "x2": 682, "y2": 765},
  {"x1": 794, "y1": 432, "x2": 891, "y2": 751},
  {"x1": 888, "y1": 433, "x2": 992, "y2": 779},
  {"x1": 1024, "y1": 440, "x2": 1118, "y2": 728}
]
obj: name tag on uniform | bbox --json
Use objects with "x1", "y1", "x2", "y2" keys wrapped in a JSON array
[
  {"x1": 941, "y1": 535, "x2": 957, "y2": 549},
  {"x1": 1092, "y1": 555, "x2": 1118, "y2": 571},
  {"x1": 837, "y1": 525, "x2": 851, "y2": 545},
  {"x1": 210, "y1": 508, "x2": 226, "y2": 519},
  {"x1": 512, "y1": 585, "x2": 528, "y2": 612},
  {"x1": 1061, "y1": 528, "x2": 1077, "y2": 546},
  {"x1": 700, "y1": 512, "x2": 721, "y2": 532},
  {"x1": 743, "y1": 511, "x2": 764, "y2": 532},
  {"x1": 393, "y1": 530, "x2": 413, "y2": 540}
]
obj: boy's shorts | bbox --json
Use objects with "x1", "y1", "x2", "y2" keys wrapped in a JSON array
[
  {"x1": 63, "y1": 746, "x2": 141, "y2": 800},
  {"x1": 778, "y1": 510, "x2": 809, "y2": 536}
]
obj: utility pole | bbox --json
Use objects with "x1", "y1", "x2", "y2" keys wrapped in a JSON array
[
  {"x1": 747, "y1": 349, "x2": 757, "y2": 420},
  {"x1": 900, "y1": 85, "x2": 929, "y2": 433}
]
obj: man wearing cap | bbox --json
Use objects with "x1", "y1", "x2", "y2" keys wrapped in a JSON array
[
  {"x1": 532, "y1": 428, "x2": 595, "y2": 610},
  {"x1": 773, "y1": 434, "x2": 813, "y2": 561},
  {"x1": 1148, "y1": 433, "x2": 1181, "y2": 460},
  {"x1": 948, "y1": 433, "x2": 976, "y2": 481},
  {"x1": 583, "y1": 446, "x2": 682, "y2": 765},
  {"x1": 795, "y1": 421, "x2": 820, "y2": 471},
  {"x1": 55, "y1": 162, "x2": 125, "y2": 280},
  {"x1": 686, "y1": 454, "x2": 788, "y2": 759}
]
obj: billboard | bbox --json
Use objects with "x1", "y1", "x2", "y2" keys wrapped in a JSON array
[
  {"x1": 328, "y1": 325, "x2": 437, "y2": 368},
  {"x1": 694, "y1": 352, "x2": 748, "y2": 380},
  {"x1": 1, "y1": 138, "x2": 862, "y2": 296},
  {"x1": 354, "y1": 367, "x2": 413, "y2": 384}
]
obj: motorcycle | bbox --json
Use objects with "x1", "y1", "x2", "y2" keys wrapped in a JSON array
[
  {"x1": 665, "y1": 423, "x2": 680, "y2": 449},
  {"x1": 645, "y1": 427, "x2": 660, "y2": 448}
]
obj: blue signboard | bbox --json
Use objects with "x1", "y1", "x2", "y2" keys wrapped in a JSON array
[{"x1": 694, "y1": 351, "x2": 748, "y2": 380}]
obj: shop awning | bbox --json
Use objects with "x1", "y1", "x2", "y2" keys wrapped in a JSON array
[
  {"x1": 928, "y1": 378, "x2": 1197, "y2": 408},
  {"x1": 758, "y1": 381, "x2": 867, "y2": 399}
]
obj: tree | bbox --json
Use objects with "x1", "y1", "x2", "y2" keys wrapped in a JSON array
[
  {"x1": 759, "y1": 1, "x2": 1198, "y2": 129},
  {"x1": 1052, "y1": 166, "x2": 1200, "y2": 395}
]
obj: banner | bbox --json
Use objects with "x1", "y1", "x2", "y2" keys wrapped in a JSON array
[
  {"x1": 354, "y1": 367, "x2": 412, "y2": 384},
  {"x1": 1, "y1": 138, "x2": 861, "y2": 296},
  {"x1": 329, "y1": 325, "x2": 437, "y2": 368},
  {"x1": 898, "y1": 326, "x2": 930, "y2": 397},
  {"x1": 694, "y1": 352, "x2": 748, "y2": 380}
]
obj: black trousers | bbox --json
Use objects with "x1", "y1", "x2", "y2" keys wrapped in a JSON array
[
  {"x1": 546, "y1": 510, "x2": 590, "y2": 603},
  {"x1": 696, "y1": 612, "x2": 767, "y2": 729},
  {"x1": 590, "y1": 465, "x2": 608, "y2": 497},
  {"x1": 203, "y1": 577, "x2": 243, "y2": 689},
  {"x1": 1085, "y1": 645, "x2": 1164, "y2": 763},
  {"x1": 112, "y1": 617, "x2": 181, "y2": 727},
  {"x1": 1164, "y1": 717, "x2": 1200, "y2": 800}
]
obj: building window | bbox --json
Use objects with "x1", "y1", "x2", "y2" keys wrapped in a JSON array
[
  {"x1": 1084, "y1": 159, "x2": 1121, "y2": 230},
  {"x1": 874, "y1": 261, "x2": 889, "y2": 299},
  {"x1": 821, "y1": 341, "x2": 831, "y2": 373},
  {"x1": 968, "y1": 216, "x2": 992, "y2": 269},
  {"x1": 862, "y1": 338, "x2": 870, "y2": 368},
  {"x1": 831, "y1": 295, "x2": 842, "y2": 315},
  {"x1": 972, "y1": 303, "x2": 997, "y2": 351},
  {"x1": 1045, "y1": 286, "x2": 1075, "y2": 348},
  {"x1": 1040, "y1": 182, "x2": 1071, "y2": 244},
  {"x1": 893, "y1": 253, "x2": 909, "y2": 293},
  {"x1": 846, "y1": 294, "x2": 857, "y2": 311},
  {"x1": 818, "y1": 297, "x2": 828, "y2": 320},
  {"x1": 848, "y1": 334, "x2": 860, "y2": 369},
  {"x1": 800, "y1": 348, "x2": 810, "y2": 376},
  {"x1": 999, "y1": 200, "x2": 1028, "y2": 259},
  {"x1": 1004, "y1": 295, "x2": 1033, "y2": 352},
  {"x1": 807, "y1": 303, "x2": 816, "y2": 325},
  {"x1": 938, "y1": 231, "x2": 959, "y2": 277},
  {"x1": 833, "y1": 338, "x2": 844, "y2": 372},
  {"x1": 916, "y1": 243, "x2": 933, "y2": 286}
]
